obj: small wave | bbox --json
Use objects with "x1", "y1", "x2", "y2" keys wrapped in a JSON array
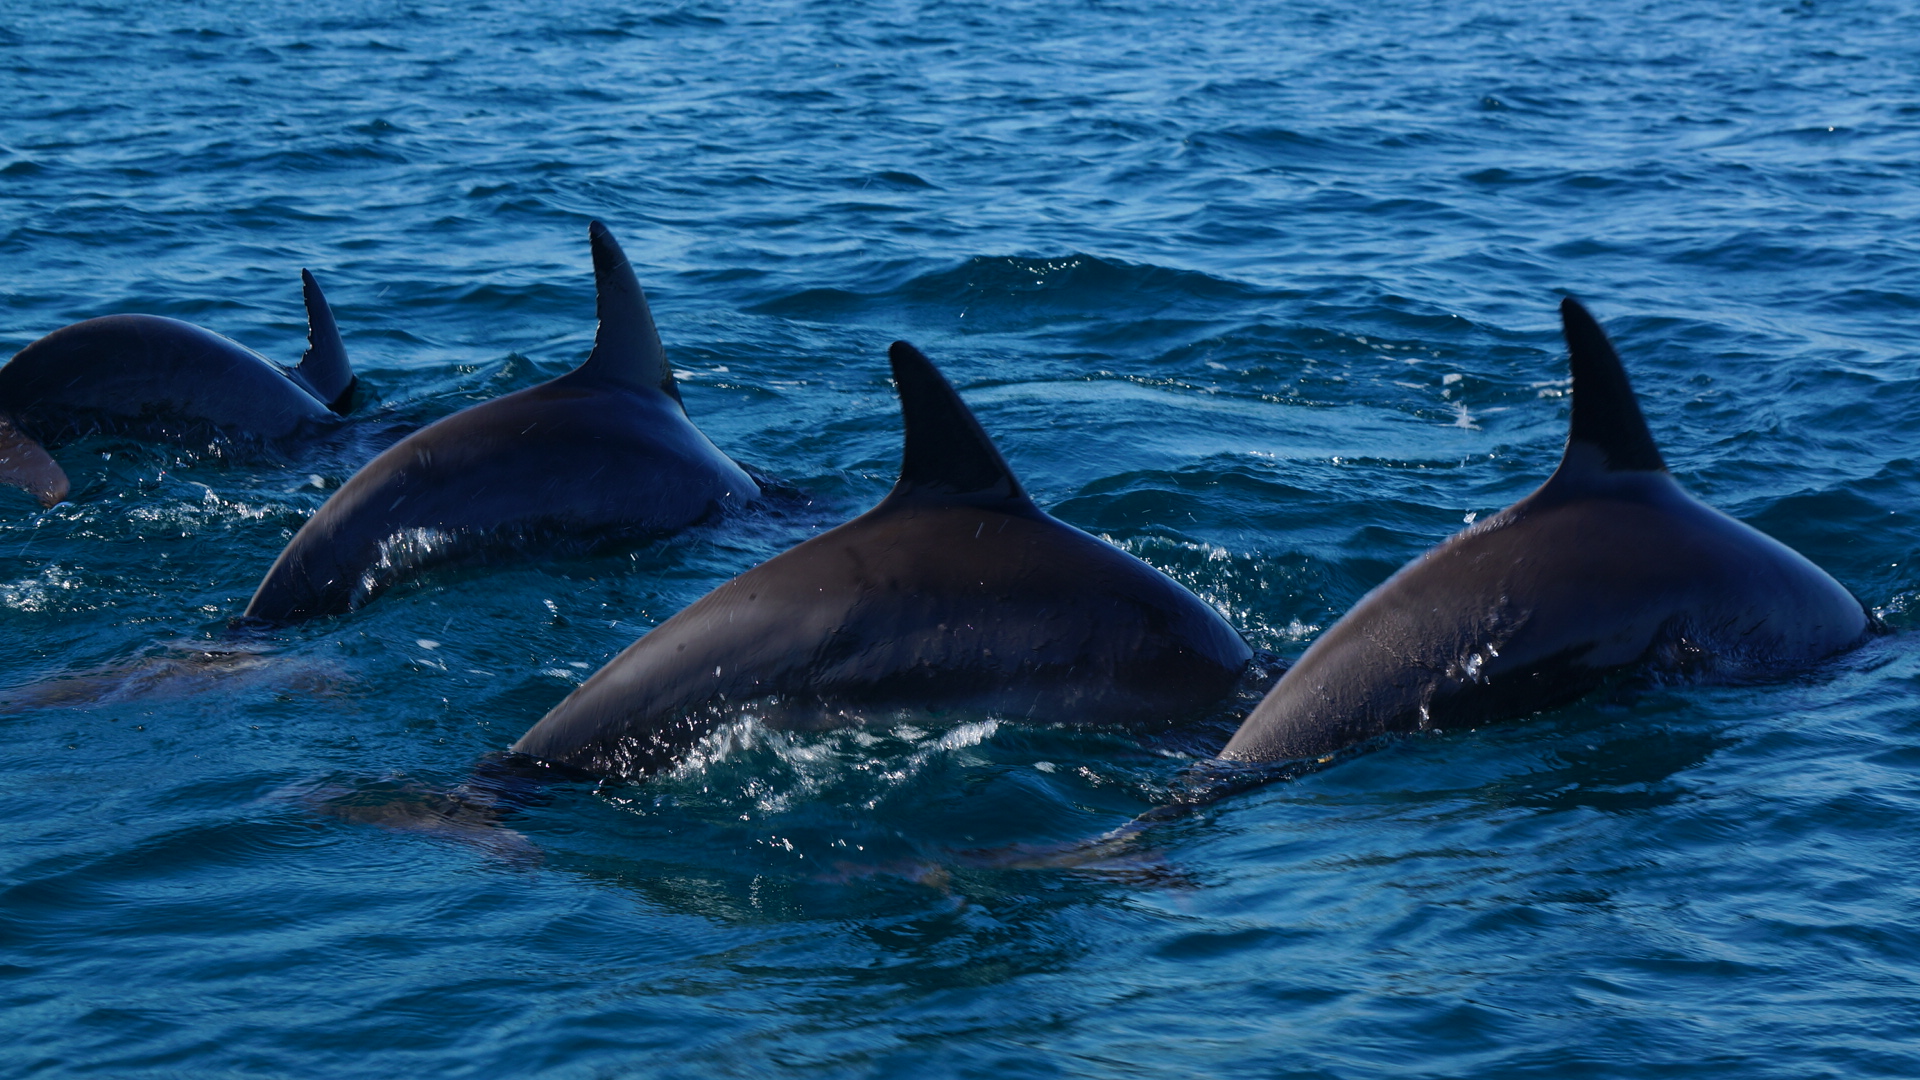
[
  {"x1": 1179, "y1": 124, "x2": 1395, "y2": 171},
  {"x1": 749, "y1": 253, "x2": 1274, "y2": 331}
]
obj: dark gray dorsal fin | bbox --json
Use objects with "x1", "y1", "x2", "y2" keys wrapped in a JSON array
[
  {"x1": 296, "y1": 270, "x2": 356, "y2": 414},
  {"x1": 1560, "y1": 296, "x2": 1666, "y2": 473},
  {"x1": 572, "y1": 220, "x2": 681, "y2": 405},
  {"x1": 882, "y1": 341, "x2": 1034, "y2": 509}
]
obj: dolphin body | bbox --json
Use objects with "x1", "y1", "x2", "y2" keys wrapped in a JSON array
[
  {"x1": 510, "y1": 340, "x2": 1255, "y2": 778},
  {"x1": 0, "y1": 271, "x2": 355, "y2": 507},
  {"x1": 1221, "y1": 298, "x2": 1874, "y2": 765},
  {"x1": 243, "y1": 222, "x2": 759, "y2": 624}
]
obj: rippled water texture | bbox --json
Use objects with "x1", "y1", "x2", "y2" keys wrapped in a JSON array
[{"x1": 6, "y1": 1, "x2": 1920, "y2": 1076}]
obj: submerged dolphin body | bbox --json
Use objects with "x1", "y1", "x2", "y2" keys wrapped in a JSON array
[
  {"x1": 243, "y1": 222, "x2": 759, "y2": 624},
  {"x1": 0, "y1": 271, "x2": 356, "y2": 507},
  {"x1": 510, "y1": 341, "x2": 1255, "y2": 778},
  {"x1": 1221, "y1": 298, "x2": 1874, "y2": 765}
]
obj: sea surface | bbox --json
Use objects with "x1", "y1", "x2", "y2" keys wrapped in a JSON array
[{"x1": 5, "y1": 1, "x2": 1920, "y2": 1076}]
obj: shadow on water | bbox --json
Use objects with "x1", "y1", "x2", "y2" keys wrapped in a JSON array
[
  {"x1": 1468, "y1": 700, "x2": 1740, "y2": 816},
  {"x1": 0, "y1": 635, "x2": 354, "y2": 713}
]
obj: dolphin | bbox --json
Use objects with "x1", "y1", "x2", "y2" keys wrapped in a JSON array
[
  {"x1": 0, "y1": 270, "x2": 355, "y2": 508},
  {"x1": 509, "y1": 340, "x2": 1255, "y2": 778},
  {"x1": 1220, "y1": 297, "x2": 1875, "y2": 765},
  {"x1": 243, "y1": 221, "x2": 759, "y2": 624}
]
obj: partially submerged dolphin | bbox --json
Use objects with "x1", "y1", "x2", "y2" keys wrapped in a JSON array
[
  {"x1": 1221, "y1": 297, "x2": 1874, "y2": 765},
  {"x1": 0, "y1": 271, "x2": 356, "y2": 507},
  {"x1": 510, "y1": 340, "x2": 1254, "y2": 778},
  {"x1": 243, "y1": 221, "x2": 759, "y2": 624}
]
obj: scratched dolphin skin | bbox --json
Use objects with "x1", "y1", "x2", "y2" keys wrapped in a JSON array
[
  {"x1": 243, "y1": 221, "x2": 758, "y2": 623},
  {"x1": 510, "y1": 340, "x2": 1254, "y2": 778},
  {"x1": 1221, "y1": 297, "x2": 1874, "y2": 765},
  {"x1": 0, "y1": 270, "x2": 355, "y2": 507}
]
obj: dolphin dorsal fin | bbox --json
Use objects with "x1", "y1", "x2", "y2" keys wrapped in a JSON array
[
  {"x1": 881, "y1": 341, "x2": 1036, "y2": 510},
  {"x1": 0, "y1": 418, "x2": 69, "y2": 509},
  {"x1": 1558, "y1": 297, "x2": 1666, "y2": 473},
  {"x1": 296, "y1": 270, "x2": 355, "y2": 414},
  {"x1": 571, "y1": 221, "x2": 682, "y2": 405}
]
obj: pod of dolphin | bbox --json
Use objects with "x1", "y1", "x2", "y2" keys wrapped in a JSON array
[{"x1": 0, "y1": 221, "x2": 1879, "y2": 789}]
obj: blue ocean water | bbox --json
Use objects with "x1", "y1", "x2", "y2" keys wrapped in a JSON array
[{"x1": 5, "y1": 0, "x2": 1920, "y2": 1075}]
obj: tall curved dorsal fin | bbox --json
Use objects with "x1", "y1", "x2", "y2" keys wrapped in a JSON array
[
  {"x1": 881, "y1": 341, "x2": 1035, "y2": 510},
  {"x1": 570, "y1": 220, "x2": 682, "y2": 405},
  {"x1": 1559, "y1": 297, "x2": 1666, "y2": 473},
  {"x1": 296, "y1": 269, "x2": 356, "y2": 414}
]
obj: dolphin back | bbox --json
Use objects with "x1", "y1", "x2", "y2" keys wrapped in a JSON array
[
  {"x1": 246, "y1": 222, "x2": 758, "y2": 623},
  {"x1": 0, "y1": 290, "x2": 351, "y2": 507},
  {"x1": 1221, "y1": 299, "x2": 1871, "y2": 764},
  {"x1": 512, "y1": 339, "x2": 1253, "y2": 776},
  {"x1": 244, "y1": 381, "x2": 755, "y2": 623},
  {"x1": 0, "y1": 312, "x2": 342, "y2": 444},
  {"x1": 513, "y1": 503, "x2": 1254, "y2": 775}
]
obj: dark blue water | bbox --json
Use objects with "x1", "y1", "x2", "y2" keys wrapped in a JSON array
[{"x1": 7, "y1": 1, "x2": 1920, "y2": 1076}]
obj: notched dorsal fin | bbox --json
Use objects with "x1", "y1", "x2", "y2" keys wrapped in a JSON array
[
  {"x1": 296, "y1": 270, "x2": 356, "y2": 414},
  {"x1": 572, "y1": 220, "x2": 681, "y2": 405},
  {"x1": 1559, "y1": 296, "x2": 1666, "y2": 473},
  {"x1": 883, "y1": 341, "x2": 1033, "y2": 509}
]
